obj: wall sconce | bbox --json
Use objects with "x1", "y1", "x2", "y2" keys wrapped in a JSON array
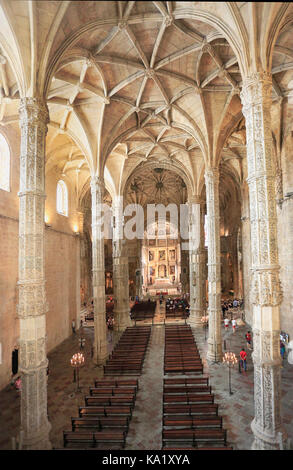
[
  {"x1": 73, "y1": 225, "x2": 79, "y2": 236},
  {"x1": 44, "y1": 214, "x2": 51, "y2": 227}
]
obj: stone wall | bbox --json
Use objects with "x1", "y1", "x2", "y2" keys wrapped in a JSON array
[{"x1": 0, "y1": 129, "x2": 81, "y2": 390}]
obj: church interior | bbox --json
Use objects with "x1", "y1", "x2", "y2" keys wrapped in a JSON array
[{"x1": 0, "y1": 1, "x2": 293, "y2": 451}]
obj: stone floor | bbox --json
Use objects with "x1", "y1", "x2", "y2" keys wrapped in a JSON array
[{"x1": 0, "y1": 311, "x2": 293, "y2": 450}]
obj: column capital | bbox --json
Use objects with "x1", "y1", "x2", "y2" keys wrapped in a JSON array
[
  {"x1": 240, "y1": 71, "x2": 272, "y2": 112},
  {"x1": 204, "y1": 167, "x2": 220, "y2": 181},
  {"x1": 90, "y1": 176, "x2": 105, "y2": 193},
  {"x1": 19, "y1": 97, "x2": 49, "y2": 128},
  {"x1": 188, "y1": 195, "x2": 203, "y2": 205}
]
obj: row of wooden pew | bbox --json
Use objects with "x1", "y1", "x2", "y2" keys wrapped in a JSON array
[
  {"x1": 130, "y1": 301, "x2": 156, "y2": 321},
  {"x1": 162, "y1": 325, "x2": 232, "y2": 450},
  {"x1": 164, "y1": 325, "x2": 203, "y2": 374},
  {"x1": 63, "y1": 379, "x2": 139, "y2": 449},
  {"x1": 104, "y1": 326, "x2": 151, "y2": 375},
  {"x1": 165, "y1": 308, "x2": 189, "y2": 320}
]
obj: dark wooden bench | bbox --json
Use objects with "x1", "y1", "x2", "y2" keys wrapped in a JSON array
[
  {"x1": 163, "y1": 404, "x2": 218, "y2": 415},
  {"x1": 79, "y1": 406, "x2": 132, "y2": 417},
  {"x1": 164, "y1": 365, "x2": 203, "y2": 374},
  {"x1": 89, "y1": 387, "x2": 137, "y2": 397},
  {"x1": 164, "y1": 378, "x2": 209, "y2": 386},
  {"x1": 162, "y1": 428, "x2": 227, "y2": 445},
  {"x1": 164, "y1": 361, "x2": 202, "y2": 367},
  {"x1": 110, "y1": 351, "x2": 145, "y2": 357},
  {"x1": 164, "y1": 386, "x2": 211, "y2": 394},
  {"x1": 85, "y1": 395, "x2": 135, "y2": 407},
  {"x1": 104, "y1": 365, "x2": 143, "y2": 375},
  {"x1": 71, "y1": 416, "x2": 129, "y2": 431},
  {"x1": 163, "y1": 394, "x2": 214, "y2": 404},
  {"x1": 63, "y1": 430, "x2": 126, "y2": 448},
  {"x1": 162, "y1": 446, "x2": 232, "y2": 451},
  {"x1": 94, "y1": 379, "x2": 139, "y2": 389},
  {"x1": 163, "y1": 416, "x2": 222, "y2": 428}
]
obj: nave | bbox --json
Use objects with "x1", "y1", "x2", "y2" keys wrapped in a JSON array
[{"x1": 1, "y1": 312, "x2": 293, "y2": 451}]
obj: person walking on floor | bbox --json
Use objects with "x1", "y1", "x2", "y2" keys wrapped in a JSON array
[
  {"x1": 280, "y1": 340, "x2": 286, "y2": 365},
  {"x1": 239, "y1": 348, "x2": 247, "y2": 372},
  {"x1": 245, "y1": 331, "x2": 252, "y2": 350}
]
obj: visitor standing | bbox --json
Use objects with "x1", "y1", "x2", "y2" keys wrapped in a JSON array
[
  {"x1": 245, "y1": 331, "x2": 252, "y2": 350},
  {"x1": 280, "y1": 340, "x2": 286, "y2": 363},
  {"x1": 239, "y1": 349, "x2": 247, "y2": 372}
]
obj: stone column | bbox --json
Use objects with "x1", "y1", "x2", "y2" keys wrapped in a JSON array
[
  {"x1": 240, "y1": 72, "x2": 285, "y2": 450},
  {"x1": 205, "y1": 168, "x2": 223, "y2": 362},
  {"x1": 18, "y1": 98, "x2": 51, "y2": 449},
  {"x1": 135, "y1": 239, "x2": 143, "y2": 299},
  {"x1": 90, "y1": 177, "x2": 108, "y2": 364},
  {"x1": 188, "y1": 197, "x2": 205, "y2": 327},
  {"x1": 112, "y1": 196, "x2": 132, "y2": 331}
]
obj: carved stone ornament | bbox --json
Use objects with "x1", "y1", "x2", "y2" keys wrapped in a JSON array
[{"x1": 241, "y1": 73, "x2": 285, "y2": 450}]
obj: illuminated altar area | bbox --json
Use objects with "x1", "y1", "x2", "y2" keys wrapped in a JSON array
[{"x1": 142, "y1": 221, "x2": 182, "y2": 296}]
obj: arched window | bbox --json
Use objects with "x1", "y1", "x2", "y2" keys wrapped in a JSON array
[
  {"x1": 56, "y1": 180, "x2": 68, "y2": 216},
  {"x1": 0, "y1": 133, "x2": 10, "y2": 192}
]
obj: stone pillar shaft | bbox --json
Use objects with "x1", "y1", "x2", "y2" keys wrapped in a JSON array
[
  {"x1": 241, "y1": 72, "x2": 284, "y2": 450},
  {"x1": 112, "y1": 196, "x2": 131, "y2": 331},
  {"x1": 188, "y1": 197, "x2": 205, "y2": 326},
  {"x1": 90, "y1": 177, "x2": 108, "y2": 364},
  {"x1": 18, "y1": 98, "x2": 51, "y2": 450},
  {"x1": 205, "y1": 168, "x2": 223, "y2": 361}
]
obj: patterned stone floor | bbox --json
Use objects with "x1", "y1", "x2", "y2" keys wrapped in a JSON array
[{"x1": 0, "y1": 312, "x2": 293, "y2": 450}]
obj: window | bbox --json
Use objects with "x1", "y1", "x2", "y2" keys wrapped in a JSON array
[
  {"x1": 0, "y1": 133, "x2": 10, "y2": 192},
  {"x1": 56, "y1": 180, "x2": 68, "y2": 216}
]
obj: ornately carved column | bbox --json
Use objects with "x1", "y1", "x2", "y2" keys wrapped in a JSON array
[
  {"x1": 112, "y1": 196, "x2": 132, "y2": 331},
  {"x1": 241, "y1": 72, "x2": 285, "y2": 450},
  {"x1": 188, "y1": 197, "x2": 205, "y2": 327},
  {"x1": 135, "y1": 239, "x2": 143, "y2": 299},
  {"x1": 205, "y1": 168, "x2": 223, "y2": 361},
  {"x1": 90, "y1": 177, "x2": 108, "y2": 364},
  {"x1": 18, "y1": 98, "x2": 51, "y2": 449}
]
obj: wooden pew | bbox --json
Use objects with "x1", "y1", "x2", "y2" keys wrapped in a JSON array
[
  {"x1": 164, "y1": 377, "x2": 209, "y2": 386},
  {"x1": 71, "y1": 416, "x2": 129, "y2": 431},
  {"x1": 164, "y1": 365, "x2": 203, "y2": 374},
  {"x1": 163, "y1": 394, "x2": 214, "y2": 404},
  {"x1": 163, "y1": 404, "x2": 218, "y2": 416},
  {"x1": 163, "y1": 416, "x2": 222, "y2": 428},
  {"x1": 79, "y1": 406, "x2": 132, "y2": 417},
  {"x1": 162, "y1": 428, "x2": 227, "y2": 446},
  {"x1": 89, "y1": 387, "x2": 137, "y2": 397},
  {"x1": 85, "y1": 395, "x2": 135, "y2": 407},
  {"x1": 94, "y1": 379, "x2": 139, "y2": 389},
  {"x1": 63, "y1": 430, "x2": 126, "y2": 448},
  {"x1": 164, "y1": 385, "x2": 212, "y2": 394}
]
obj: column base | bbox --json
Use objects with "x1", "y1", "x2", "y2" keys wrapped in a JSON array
[
  {"x1": 207, "y1": 339, "x2": 223, "y2": 363},
  {"x1": 188, "y1": 310, "x2": 204, "y2": 327},
  {"x1": 251, "y1": 419, "x2": 288, "y2": 450},
  {"x1": 114, "y1": 310, "x2": 133, "y2": 332},
  {"x1": 94, "y1": 343, "x2": 108, "y2": 366},
  {"x1": 22, "y1": 422, "x2": 52, "y2": 450}
]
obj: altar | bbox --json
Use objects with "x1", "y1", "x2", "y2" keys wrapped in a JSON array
[{"x1": 141, "y1": 221, "x2": 182, "y2": 297}]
